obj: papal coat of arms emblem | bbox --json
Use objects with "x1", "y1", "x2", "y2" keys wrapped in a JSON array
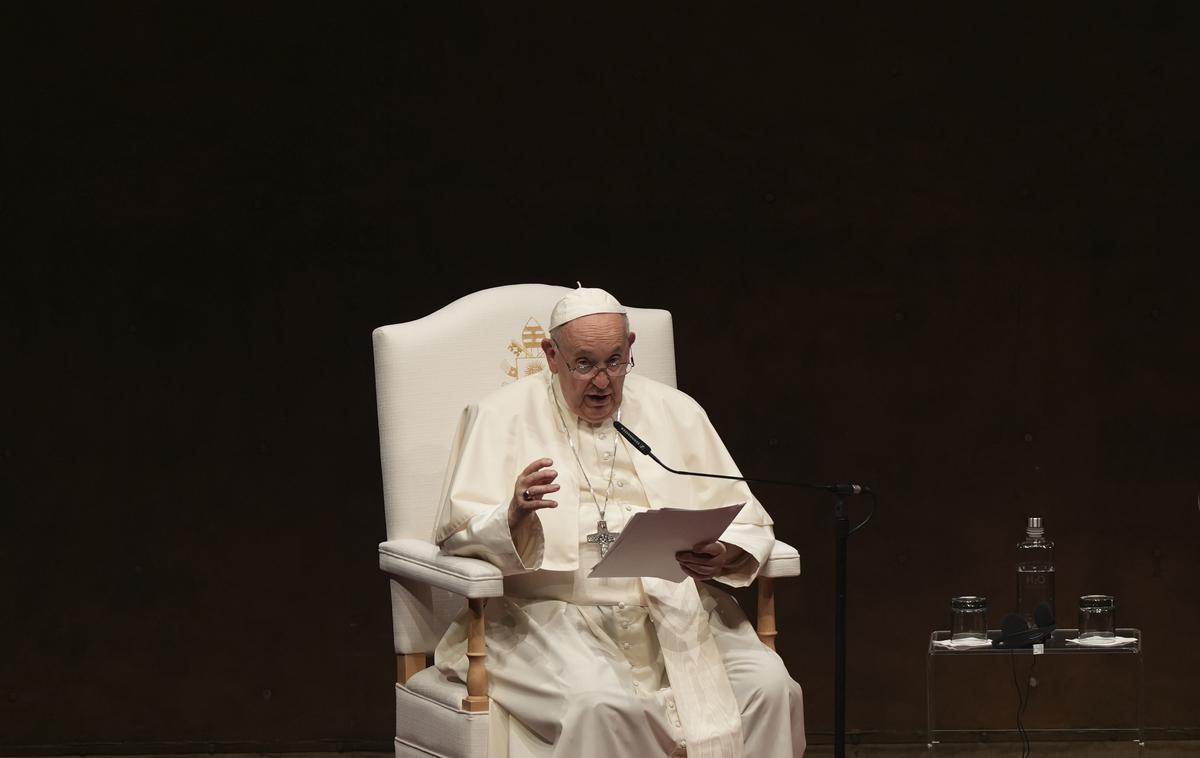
[{"x1": 502, "y1": 317, "x2": 548, "y2": 384}]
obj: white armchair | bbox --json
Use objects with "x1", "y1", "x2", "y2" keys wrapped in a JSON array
[{"x1": 373, "y1": 283, "x2": 801, "y2": 758}]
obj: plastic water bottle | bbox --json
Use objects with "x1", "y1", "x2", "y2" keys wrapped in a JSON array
[{"x1": 1016, "y1": 516, "x2": 1055, "y2": 627}]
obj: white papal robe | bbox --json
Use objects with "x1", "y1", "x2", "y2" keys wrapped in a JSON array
[{"x1": 433, "y1": 370, "x2": 805, "y2": 758}]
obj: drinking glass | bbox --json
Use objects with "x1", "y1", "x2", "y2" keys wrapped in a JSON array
[
  {"x1": 950, "y1": 596, "x2": 988, "y2": 640},
  {"x1": 1078, "y1": 594, "x2": 1115, "y2": 639}
]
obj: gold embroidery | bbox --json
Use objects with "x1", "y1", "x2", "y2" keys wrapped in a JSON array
[{"x1": 503, "y1": 317, "x2": 547, "y2": 384}]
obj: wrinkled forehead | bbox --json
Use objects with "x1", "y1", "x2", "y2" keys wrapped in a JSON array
[{"x1": 555, "y1": 313, "x2": 630, "y2": 354}]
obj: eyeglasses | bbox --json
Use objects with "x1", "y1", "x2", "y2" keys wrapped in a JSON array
[{"x1": 555, "y1": 342, "x2": 635, "y2": 380}]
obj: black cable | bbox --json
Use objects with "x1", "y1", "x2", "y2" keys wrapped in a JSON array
[
  {"x1": 1022, "y1": 655, "x2": 1039, "y2": 757},
  {"x1": 1009, "y1": 651, "x2": 1022, "y2": 756},
  {"x1": 1010, "y1": 651, "x2": 1029, "y2": 757},
  {"x1": 849, "y1": 488, "x2": 876, "y2": 535},
  {"x1": 1010, "y1": 652, "x2": 1039, "y2": 758}
]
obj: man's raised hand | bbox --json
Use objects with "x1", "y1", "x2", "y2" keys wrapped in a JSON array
[{"x1": 508, "y1": 458, "x2": 560, "y2": 530}]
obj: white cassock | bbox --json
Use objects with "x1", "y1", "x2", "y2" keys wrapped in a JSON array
[{"x1": 433, "y1": 370, "x2": 806, "y2": 758}]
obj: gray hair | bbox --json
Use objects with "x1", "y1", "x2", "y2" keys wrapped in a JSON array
[{"x1": 548, "y1": 313, "x2": 630, "y2": 345}]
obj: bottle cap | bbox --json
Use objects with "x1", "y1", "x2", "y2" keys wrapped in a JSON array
[{"x1": 1025, "y1": 516, "x2": 1045, "y2": 538}]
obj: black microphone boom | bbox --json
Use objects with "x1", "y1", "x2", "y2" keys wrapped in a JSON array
[{"x1": 613, "y1": 419, "x2": 870, "y2": 496}]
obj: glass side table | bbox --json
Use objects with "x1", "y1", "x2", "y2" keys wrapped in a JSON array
[{"x1": 927, "y1": 628, "x2": 1144, "y2": 755}]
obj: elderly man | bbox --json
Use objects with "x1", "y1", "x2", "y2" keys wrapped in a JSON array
[{"x1": 433, "y1": 287, "x2": 805, "y2": 758}]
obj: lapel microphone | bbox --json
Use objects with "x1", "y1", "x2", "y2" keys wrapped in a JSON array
[{"x1": 612, "y1": 419, "x2": 870, "y2": 496}]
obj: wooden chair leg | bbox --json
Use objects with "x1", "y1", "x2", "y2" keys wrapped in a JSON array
[
  {"x1": 462, "y1": 597, "x2": 490, "y2": 712},
  {"x1": 397, "y1": 653, "x2": 428, "y2": 684},
  {"x1": 756, "y1": 577, "x2": 778, "y2": 650}
]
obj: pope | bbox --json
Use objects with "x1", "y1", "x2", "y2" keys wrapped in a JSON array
[{"x1": 433, "y1": 286, "x2": 805, "y2": 758}]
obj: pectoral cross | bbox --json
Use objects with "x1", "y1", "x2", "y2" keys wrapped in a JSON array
[{"x1": 587, "y1": 520, "x2": 620, "y2": 558}]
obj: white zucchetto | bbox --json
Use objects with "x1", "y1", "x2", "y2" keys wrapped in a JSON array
[{"x1": 548, "y1": 284, "x2": 628, "y2": 331}]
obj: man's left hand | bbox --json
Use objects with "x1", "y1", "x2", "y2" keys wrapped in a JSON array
[{"x1": 676, "y1": 541, "x2": 745, "y2": 580}]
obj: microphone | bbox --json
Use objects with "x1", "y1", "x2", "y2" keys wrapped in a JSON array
[
  {"x1": 614, "y1": 419, "x2": 652, "y2": 455},
  {"x1": 613, "y1": 419, "x2": 871, "y2": 496}
]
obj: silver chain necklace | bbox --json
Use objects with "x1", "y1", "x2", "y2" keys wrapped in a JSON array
[{"x1": 552, "y1": 385, "x2": 622, "y2": 557}]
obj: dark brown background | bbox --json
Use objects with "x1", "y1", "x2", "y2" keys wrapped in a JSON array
[{"x1": 4, "y1": 2, "x2": 1198, "y2": 752}]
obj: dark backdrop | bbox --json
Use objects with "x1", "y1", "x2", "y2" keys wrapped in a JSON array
[{"x1": 4, "y1": 3, "x2": 1198, "y2": 752}]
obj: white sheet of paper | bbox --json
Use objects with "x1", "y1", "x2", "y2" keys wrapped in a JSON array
[{"x1": 588, "y1": 503, "x2": 746, "y2": 582}]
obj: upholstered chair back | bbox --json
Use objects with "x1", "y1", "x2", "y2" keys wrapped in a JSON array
[{"x1": 373, "y1": 283, "x2": 677, "y2": 654}]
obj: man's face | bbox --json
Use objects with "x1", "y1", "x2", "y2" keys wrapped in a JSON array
[{"x1": 543, "y1": 313, "x2": 636, "y2": 424}]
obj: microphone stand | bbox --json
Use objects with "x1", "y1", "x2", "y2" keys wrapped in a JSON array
[
  {"x1": 613, "y1": 420, "x2": 873, "y2": 758},
  {"x1": 835, "y1": 492, "x2": 849, "y2": 758}
]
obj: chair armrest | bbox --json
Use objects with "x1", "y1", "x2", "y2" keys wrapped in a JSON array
[
  {"x1": 759, "y1": 540, "x2": 801, "y2": 579},
  {"x1": 379, "y1": 538, "x2": 505, "y2": 599}
]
